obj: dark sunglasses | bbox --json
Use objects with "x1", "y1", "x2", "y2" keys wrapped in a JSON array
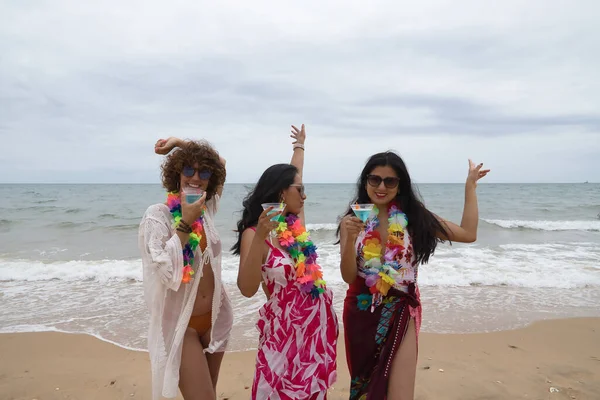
[
  {"x1": 367, "y1": 174, "x2": 400, "y2": 189},
  {"x1": 289, "y1": 184, "x2": 305, "y2": 196},
  {"x1": 182, "y1": 166, "x2": 212, "y2": 180}
]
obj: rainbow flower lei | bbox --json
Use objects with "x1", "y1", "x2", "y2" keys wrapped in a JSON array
[
  {"x1": 275, "y1": 213, "x2": 327, "y2": 298},
  {"x1": 361, "y1": 204, "x2": 410, "y2": 310},
  {"x1": 167, "y1": 192, "x2": 205, "y2": 284}
]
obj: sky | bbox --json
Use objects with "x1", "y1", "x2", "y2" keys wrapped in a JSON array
[{"x1": 1, "y1": 0, "x2": 599, "y2": 184}]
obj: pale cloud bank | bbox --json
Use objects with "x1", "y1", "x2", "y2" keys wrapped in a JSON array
[{"x1": 0, "y1": 0, "x2": 598, "y2": 183}]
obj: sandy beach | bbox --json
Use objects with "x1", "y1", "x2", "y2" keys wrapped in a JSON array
[{"x1": 1, "y1": 318, "x2": 599, "y2": 400}]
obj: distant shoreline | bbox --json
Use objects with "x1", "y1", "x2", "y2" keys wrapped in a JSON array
[{"x1": 0, "y1": 182, "x2": 597, "y2": 185}]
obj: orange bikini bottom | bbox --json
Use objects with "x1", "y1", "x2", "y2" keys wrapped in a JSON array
[{"x1": 188, "y1": 312, "x2": 212, "y2": 336}]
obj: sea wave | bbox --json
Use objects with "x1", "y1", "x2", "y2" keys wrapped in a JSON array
[
  {"x1": 0, "y1": 325, "x2": 146, "y2": 352},
  {"x1": 14, "y1": 205, "x2": 58, "y2": 213},
  {"x1": 65, "y1": 207, "x2": 85, "y2": 214},
  {"x1": 33, "y1": 199, "x2": 57, "y2": 204},
  {"x1": 1, "y1": 242, "x2": 599, "y2": 288},
  {"x1": 305, "y1": 223, "x2": 337, "y2": 231},
  {"x1": 98, "y1": 213, "x2": 121, "y2": 220},
  {"x1": 53, "y1": 221, "x2": 95, "y2": 230},
  {"x1": 103, "y1": 224, "x2": 139, "y2": 232},
  {"x1": 0, "y1": 259, "x2": 142, "y2": 282},
  {"x1": 483, "y1": 219, "x2": 600, "y2": 232},
  {"x1": 304, "y1": 219, "x2": 600, "y2": 232}
]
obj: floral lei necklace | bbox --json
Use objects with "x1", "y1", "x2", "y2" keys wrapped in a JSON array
[
  {"x1": 360, "y1": 204, "x2": 411, "y2": 310},
  {"x1": 275, "y1": 213, "x2": 327, "y2": 298},
  {"x1": 167, "y1": 192, "x2": 205, "y2": 284}
]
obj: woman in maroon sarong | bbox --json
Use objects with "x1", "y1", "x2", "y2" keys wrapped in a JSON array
[{"x1": 337, "y1": 152, "x2": 490, "y2": 399}]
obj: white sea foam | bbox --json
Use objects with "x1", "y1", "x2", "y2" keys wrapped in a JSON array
[
  {"x1": 0, "y1": 259, "x2": 142, "y2": 282},
  {"x1": 312, "y1": 219, "x2": 600, "y2": 232},
  {"x1": 483, "y1": 219, "x2": 600, "y2": 231},
  {"x1": 1, "y1": 242, "x2": 598, "y2": 288},
  {"x1": 422, "y1": 243, "x2": 600, "y2": 288},
  {"x1": 305, "y1": 223, "x2": 338, "y2": 231},
  {"x1": 0, "y1": 324, "x2": 147, "y2": 352}
]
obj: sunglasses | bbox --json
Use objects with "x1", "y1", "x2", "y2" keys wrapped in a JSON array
[
  {"x1": 182, "y1": 166, "x2": 212, "y2": 180},
  {"x1": 367, "y1": 174, "x2": 400, "y2": 189},
  {"x1": 289, "y1": 184, "x2": 305, "y2": 196}
]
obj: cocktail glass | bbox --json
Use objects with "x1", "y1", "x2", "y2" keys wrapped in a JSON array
[
  {"x1": 261, "y1": 202, "x2": 286, "y2": 241},
  {"x1": 351, "y1": 203, "x2": 375, "y2": 223},
  {"x1": 182, "y1": 186, "x2": 204, "y2": 203}
]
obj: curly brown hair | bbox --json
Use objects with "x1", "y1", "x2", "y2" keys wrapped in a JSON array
[{"x1": 161, "y1": 140, "x2": 226, "y2": 200}]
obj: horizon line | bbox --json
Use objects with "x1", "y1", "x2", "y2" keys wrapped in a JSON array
[{"x1": 0, "y1": 181, "x2": 597, "y2": 185}]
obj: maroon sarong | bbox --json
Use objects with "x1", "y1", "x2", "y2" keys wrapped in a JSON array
[{"x1": 343, "y1": 277, "x2": 420, "y2": 399}]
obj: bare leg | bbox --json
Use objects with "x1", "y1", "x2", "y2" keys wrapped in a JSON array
[
  {"x1": 179, "y1": 328, "x2": 215, "y2": 400},
  {"x1": 200, "y1": 330, "x2": 224, "y2": 392},
  {"x1": 205, "y1": 352, "x2": 224, "y2": 391},
  {"x1": 387, "y1": 318, "x2": 417, "y2": 400}
]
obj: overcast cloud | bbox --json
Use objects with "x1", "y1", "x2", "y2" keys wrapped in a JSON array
[{"x1": 1, "y1": 0, "x2": 598, "y2": 183}]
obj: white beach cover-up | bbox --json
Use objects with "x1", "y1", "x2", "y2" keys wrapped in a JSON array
[{"x1": 139, "y1": 195, "x2": 233, "y2": 399}]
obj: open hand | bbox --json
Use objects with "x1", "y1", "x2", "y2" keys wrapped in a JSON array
[
  {"x1": 291, "y1": 124, "x2": 306, "y2": 145},
  {"x1": 466, "y1": 159, "x2": 490, "y2": 188}
]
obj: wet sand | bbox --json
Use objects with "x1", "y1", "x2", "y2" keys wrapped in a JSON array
[{"x1": 1, "y1": 318, "x2": 599, "y2": 399}]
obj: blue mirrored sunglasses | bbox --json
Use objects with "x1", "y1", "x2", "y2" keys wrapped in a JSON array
[{"x1": 182, "y1": 166, "x2": 212, "y2": 180}]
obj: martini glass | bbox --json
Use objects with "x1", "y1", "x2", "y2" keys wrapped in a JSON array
[
  {"x1": 261, "y1": 202, "x2": 286, "y2": 241},
  {"x1": 182, "y1": 186, "x2": 204, "y2": 203},
  {"x1": 351, "y1": 203, "x2": 375, "y2": 223}
]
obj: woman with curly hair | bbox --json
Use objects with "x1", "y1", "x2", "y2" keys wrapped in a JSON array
[{"x1": 139, "y1": 137, "x2": 233, "y2": 400}]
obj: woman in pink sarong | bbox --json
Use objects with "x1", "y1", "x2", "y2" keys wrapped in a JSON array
[{"x1": 232, "y1": 125, "x2": 338, "y2": 399}]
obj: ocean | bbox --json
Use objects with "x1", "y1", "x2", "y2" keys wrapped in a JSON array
[{"x1": 1, "y1": 183, "x2": 599, "y2": 352}]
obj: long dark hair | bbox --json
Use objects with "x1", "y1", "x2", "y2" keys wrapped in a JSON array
[
  {"x1": 336, "y1": 151, "x2": 449, "y2": 265},
  {"x1": 231, "y1": 163, "x2": 298, "y2": 255}
]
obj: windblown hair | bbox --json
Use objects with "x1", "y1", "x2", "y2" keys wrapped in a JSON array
[
  {"x1": 337, "y1": 151, "x2": 449, "y2": 265},
  {"x1": 231, "y1": 164, "x2": 298, "y2": 255},
  {"x1": 160, "y1": 140, "x2": 226, "y2": 200}
]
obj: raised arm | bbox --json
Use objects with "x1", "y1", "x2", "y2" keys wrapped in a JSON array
[
  {"x1": 436, "y1": 159, "x2": 490, "y2": 243},
  {"x1": 155, "y1": 137, "x2": 184, "y2": 154},
  {"x1": 289, "y1": 124, "x2": 306, "y2": 223},
  {"x1": 290, "y1": 124, "x2": 305, "y2": 178}
]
